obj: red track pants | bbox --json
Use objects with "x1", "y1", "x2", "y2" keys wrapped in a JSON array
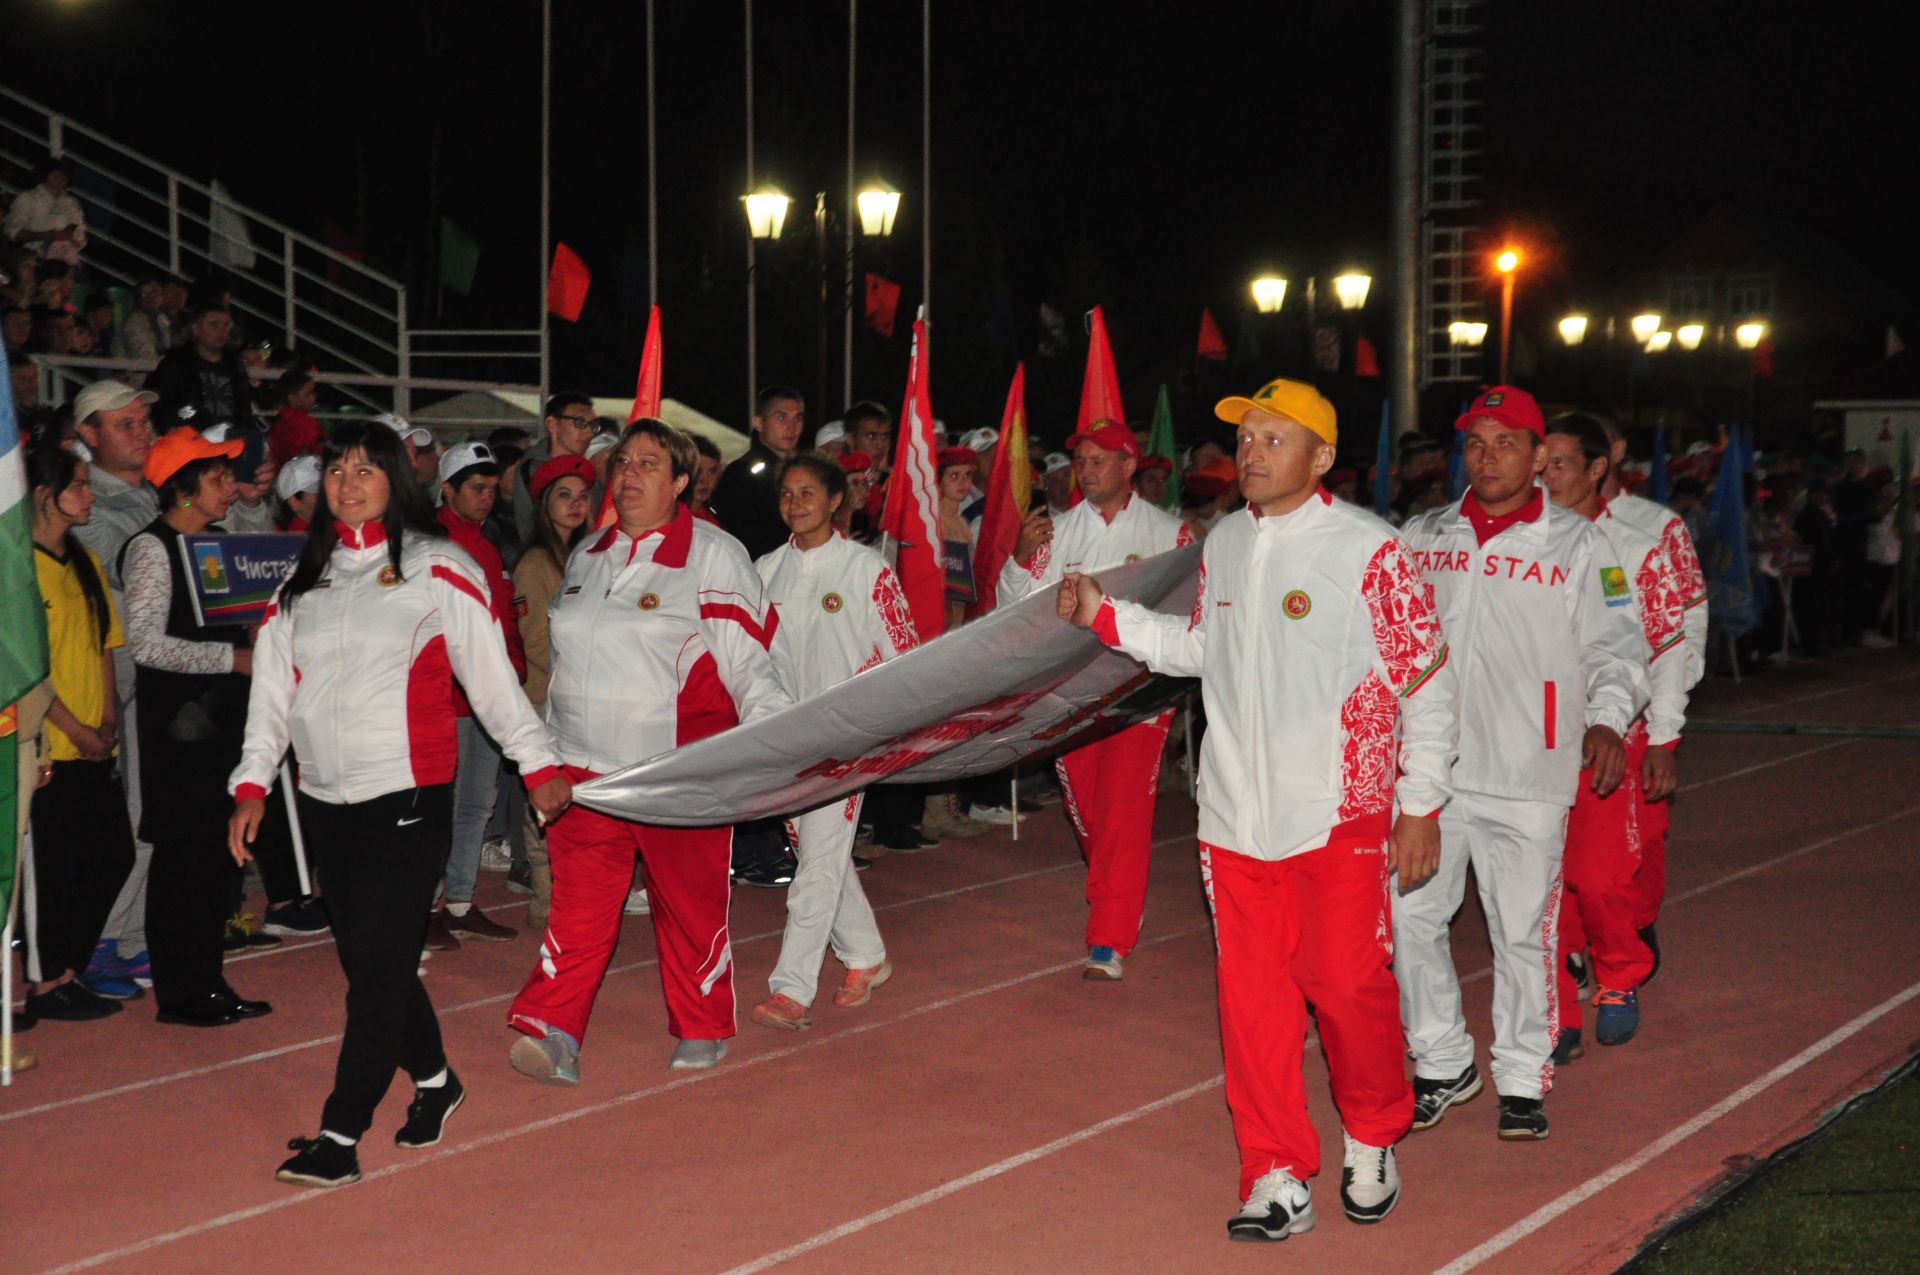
[
  {"x1": 1630, "y1": 760, "x2": 1671, "y2": 931},
  {"x1": 509, "y1": 767, "x2": 735, "y2": 1044},
  {"x1": 1204, "y1": 841, "x2": 1413, "y2": 1199},
  {"x1": 1055, "y1": 713, "x2": 1171, "y2": 955},
  {"x1": 1558, "y1": 727, "x2": 1656, "y2": 1027}
]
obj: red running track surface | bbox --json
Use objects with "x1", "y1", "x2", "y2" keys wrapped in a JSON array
[{"x1": 6, "y1": 647, "x2": 1919, "y2": 1274}]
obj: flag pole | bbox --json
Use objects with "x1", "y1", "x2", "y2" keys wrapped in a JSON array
[
  {"x1": 920, "y1": 0, "x2": 931, "y2": 324},
  {"x1": 538, "y1": 0, "x2": 552, "y2": 405},
  {"x1": 744, "y1": 0, "x2": 759, "y2": 419},
  {"x1": 646, "y1": 0, "x2": 659, "y2": 307},
  {"x1": 843, "y1": 0, "x2": 858, "y2": 409},
  {"x1": 3, "y1": 880, "x2": 14, "y2": 1085},
  {"x1": 279, "y1": 761, "x2": 311, "y2": 898}
]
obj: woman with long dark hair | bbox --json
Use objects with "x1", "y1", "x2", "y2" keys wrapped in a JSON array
[
  {"x1": 21, "y1": 443, "x2": 139, "y2": 1022},
  {"x1": 121, "y1": 426, "x2": 271, "y2": 1028},
  {"x1": 229, "y1": 420, "x2": 570, "y2": 1189}
]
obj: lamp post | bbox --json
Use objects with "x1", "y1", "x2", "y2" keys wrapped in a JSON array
[
  {"x1": 1558, "y1": 314, "x2": 1588, "y2": 346},
  {"x1": 1251, "y1": 276, "x2": 1288, "y2": 315},
  {"x1": 1675, "y1": 323, "x2": 1705, "y2": 352},
  {"x1": 1494, "y1": 247, "x2": 1521, "y2": 384}
]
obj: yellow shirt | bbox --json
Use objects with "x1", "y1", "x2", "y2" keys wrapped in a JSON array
[{"x1": 34, "y1": 543, "x2": 124, "y2": 762}]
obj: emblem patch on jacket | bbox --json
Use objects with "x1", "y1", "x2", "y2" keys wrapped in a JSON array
[
  {"x1": 1599, "y1": 566, "x2": 1631, "y2": 606},
  {"x1": 822, "y1": 592, "x2": 844, "y2": 613},
  {"x1": 638, "y1": 592, "x2": 661, "y2": 611},
  {"x1": 377, "y1": 565, "x2": 400, "y2": 588},
  {"x1": 1282, "y1": 589, "x2": 1311, "y2": 619}
]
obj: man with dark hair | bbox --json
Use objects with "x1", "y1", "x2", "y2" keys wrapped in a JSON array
[
  {"x1": 147, "y1": 301, "x2": 248, "y2": 431},
  {"x1": 690, "y1": 433, "x2": 723, "y2": 523},
  {"x1": 847, "y1": 400, "x2": 895, "y2": 527},
  {"x1": 512, "y1": 392, "x2": 603, "y2": 539},
  {"x1": 710, "y1": 384, "x2": 804, "y2": 559}
]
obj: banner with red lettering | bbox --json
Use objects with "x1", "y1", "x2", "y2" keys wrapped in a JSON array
[{"x1": 572, "y1": 545, "x2": 1201, "y2": 826}]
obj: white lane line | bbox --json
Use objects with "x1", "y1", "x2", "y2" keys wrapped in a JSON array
[
  {"x1": 1718, "y1": 664, "x2": 1920, "y2": 718},
  {"x1": 42, "y1": 925, "x2": 1212, "y2": 1274},
  {"x1": 1673, "y1": 739, "x2": 1851, "y2": 793},
  {"x1": 1431, "y1": 976, "x2": 1920, "y2": 1275},
  {"x1": 717, "y1": 1076, "x2": 1229, "y2": 1275},
  {"x1": 1664, "y1": 801, "x2": 1920, "y2": 906}
]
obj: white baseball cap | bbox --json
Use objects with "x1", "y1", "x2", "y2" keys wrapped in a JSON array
[
  {"x1": 373, "y1": 412, "x2": 434, "y2": 446},
  {"x1": 71, "y1": 379, "x2": 158, "y2": 421},
  {"x1": 275, "y1": 454, "x2": 321, "y2": 500},
  {"x1": 815, "y1": 420, "x2": 846, "y2": 447},
  {"x1": 436, "y1": 440, "x2": 497, "y2": 488},
  {"x1": 960, "y1": 427, "x2": 999, "y2": 452},
  {"x1": 584, "y1": 431, "x2": 618, "y2": 459},
  {"x1": 1043, "y1": 451, "x2": 1072, "y2": 474}
]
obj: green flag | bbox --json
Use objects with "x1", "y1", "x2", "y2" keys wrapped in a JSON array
[
  {"x1": 439, "y1": 216, "x2": 481, "y2": 297},
  {"x1": 1, "y1": 358, "x2": 51, "y2": 919},
  {"x1": 1146, "y1": 383, "x2": 1181, "y2": 511}
]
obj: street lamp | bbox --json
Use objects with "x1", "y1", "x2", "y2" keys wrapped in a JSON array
[
  {"x1": 1449, "y1": 320, "x2": 1488, "y2": 347},
  {"x1": 1332, "y1": 273, "x2": 1372, "y2": 311},
  {"x1": 1646, "y1": 330, "x2": 1673, "y2": 353},
  {"x1": 1735, "y1": 321, "x2": 1768, "y2": 350},
  {"x1": 1558, "y1": 314, "x2": 1589, "y2": 346},
  {"x1": 1494, "y1": 247, "x2": 1522, "y2": 383},
  {"x1": 1251, "y1": 276, "x2": 1288, "y2": 314},
  {"x1": 742, "y1": 188, "x2": 791, "y2": 240},
  {"x1": 1675, "y1": 323, "x2": 1705, "y2": 352},
  {"x1": 1630, "y1": 313, "x2": 1663, "y2": 345},
  {"x1": 856, "y1": 186, "x2": 900, "y2": 237}
]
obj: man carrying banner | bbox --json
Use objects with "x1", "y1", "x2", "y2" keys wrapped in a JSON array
[
  {"x1": 1060, "y1": 378, "x2": 1456, "y2": 1240},
  {"x1": 998, "y1": 418, "x2": 1191, "y2": 980},
  {"x1": 1395, "y1": 386, "x2": 1647, "y2": 1142}
]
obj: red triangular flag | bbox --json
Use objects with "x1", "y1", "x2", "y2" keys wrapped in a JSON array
[
  {"x1": 878, "y1": 320, "x2": 947, "y2": 642},
  {"x1": 972, "y1": 364, "x2": 1029, "y2": 614},
  {"x1": 1353, "y1": 333, "x2": 1382, "y2": 378},
  {"x1": 1752, "y1": 336, "x2": 1775, "y2": 378},
  {"x1": 629, "y1": 305, "x2": 663, "y2": 422},
  {"x1": 1078, "y1": 305, "x2": 1126, "y2": 431},
  {"x1": 865, "y1": 273, "x2": 902, "y2": 338},
  {"x1": 1196, "y1": 308, "x2": 1229, "y2": 362},
  {"x1": 547, "y1": 242, "x2": 590, "y2": 322}
]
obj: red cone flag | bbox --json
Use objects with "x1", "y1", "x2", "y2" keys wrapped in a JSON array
[
  {"x1": 865, "y1": 273, "x2": 902, "y2": 338},
  {"x1": 629, "y1": 305, "x2": 663, "y2": 422},
  {"x1": 547, "y1": 243, "x2": 591, "y2": 322},
  {"x1": 1353, "y1": 333, "x2": 1382, "y2": 378},
  {"x1": 972, "y1": 364, "x2": 1030, "y2": 613},
  {"x1": 1196, "y1": 308, "x2": 1229, "y2": 362},
  {"x1": 878, "y1": 320, "x2": 947, "y2": 641},
  {"x1": 1078, "y1": 305, "x2": 1126, "y2": 431}
]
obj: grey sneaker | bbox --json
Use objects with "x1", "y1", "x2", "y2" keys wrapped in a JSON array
[
  {"x1": 669, "y1": 1038, "x2": 728, "y2": 1070},
  {"x1": 509, "y1": 1028, "x2": 580, "y2": 1085}
]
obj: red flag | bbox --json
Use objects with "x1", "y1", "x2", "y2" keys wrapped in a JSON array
[
  {"x1": 1196, "y1": 308, "x2": 1229, "y2": 362},
  {"x1": 629, "y1": 304, "x2": 663, "y2": 421},
  {"x1": 1078, "y1": 305, "x2": 1126, "y2": 431},
  {"x1": 878, "y1": 320, "x2": 947, "y2": 641},
  {"x1": 547, "y1": 242, "x2": 590, "y2": 322},
  {"x1": 1353, "y1": 333, "x2": 1382, "y2": 378},
  {"x1": 1752, "y1": 336, "x2": 1775, "y2": 378},
  {"x1": 972, "y1": 364, "x2": 1030, "y2": 614},
  {"x1": 864, "y1": 273, "x2": 902, "y2": 338}
]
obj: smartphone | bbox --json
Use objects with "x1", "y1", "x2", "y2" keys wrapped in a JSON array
[{"x1": 239, "y1": 427, "x2": 268, "y2": 479}]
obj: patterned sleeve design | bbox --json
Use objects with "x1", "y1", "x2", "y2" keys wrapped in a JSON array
[{"x1": 1360, "y1": 539, "x2": 1448, "y2": 696}]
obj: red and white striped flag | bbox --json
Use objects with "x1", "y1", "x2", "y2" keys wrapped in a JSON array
[{"x1": 878, "y1": 319, "x2": 946, "y2": 642}]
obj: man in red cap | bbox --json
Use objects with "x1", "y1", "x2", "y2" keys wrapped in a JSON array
[
  {"x1": 997, "y1": 418, "x2": 1192, "y2": 979},
  {"x1": 1395, "y1": 386, "x2": 1647, "y2": 1142}
]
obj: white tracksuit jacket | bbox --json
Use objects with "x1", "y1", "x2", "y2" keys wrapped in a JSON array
[
  {"x1": 230, "y1": 522, "x2": 563, "y2": 805},
  {"x1": 1098, "y1": 490, "x2": 1458, "y2": 861},
  {"x1": 1594, "y1": 504, "x2": 1690, "y2": 746},
  {"x1": 997, "y1": 492, "x2": 1193, "y2": 606},
  {"x1": 756, "y1": 532, "x2": 918, "y2": 697},
  {"x1": 1608, "y1": 491, "x2": 1709, "y2": 691},
  {"x1": 543, "y1": 505, "x2": 791, "y2": 775},
  {"x1": 1400, "y1": 494, "x2": 1649, "y2": 807}
]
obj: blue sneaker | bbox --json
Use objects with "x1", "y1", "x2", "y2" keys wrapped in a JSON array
[
  {"x1": 80, "y1": 941, "x2": 144, "y2": 1000},
  {"x1": 121, "y1": 949, "x2": 153, "y2": 989},
  {"x1": 1550, "y1": 1027, "x2": 1585, "y2": 1065},
  {"x1": 1594, "y1": 988, "x2": 1640, "y2": 1046}
]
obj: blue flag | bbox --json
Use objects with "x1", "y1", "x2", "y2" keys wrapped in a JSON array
[
  {"x1": 1702, "y1": 443, "x2": 1758, "y2": 639},
  {"x1": 1650, "y1": 423, "x2": 1669, "y2": 505},
  {"x1": 1373, "y1": 403, "x2": 1393, "y2": 517}
]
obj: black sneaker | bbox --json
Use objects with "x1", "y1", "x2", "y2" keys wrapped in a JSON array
[
  {"x1": 1565, "y1": 950, "x2": 1593, "y2": 1002},
  {"x1": 1550, "y1": 1027, "x2": 1585, "y2": 1065},
  {"x1": 261, "y1": 898, "x2": 329, "y2": 936},
  {"x1": 395, "y1": 1070, "x2": 466, "y2": 1148},
  {"x1": 1497, "y1": 1096, "x2": 1549, "y2": 1141},
  {"x1": 732, "y1": 855, "x2": 796, "y2": 889},
  {"x1": 1410, "y1": 1063, "x2": 1483, "y2": 1131},
  {"x1": 276, "y1": 1135, "x2": 361, "y2": 1188},
  {"x1": 1637, "y1": 923, "x2": 1661, "y2": 986},
  {"x1": 25, "y1": 982, "x2": 122, "y2": 1021},
  {"x1": 874, "y1": 827, "x2": 938, "y2": 853}
]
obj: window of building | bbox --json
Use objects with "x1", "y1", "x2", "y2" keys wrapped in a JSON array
[
  {"x1": 1667, "y1": 275, "x2": 1714, "y2": 321},
  {"x1": 1726, "y1": 273, "x2": 1774, "y2": 318}
]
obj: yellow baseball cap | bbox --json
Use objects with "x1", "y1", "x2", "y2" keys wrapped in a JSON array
[{"x1": 1215, "y1": 378, "x2": 1337, "y2": 445}]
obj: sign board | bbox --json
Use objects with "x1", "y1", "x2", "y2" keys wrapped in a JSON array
[{"x1": 176, "y1": 532, "x2": 304, "y2": 628}]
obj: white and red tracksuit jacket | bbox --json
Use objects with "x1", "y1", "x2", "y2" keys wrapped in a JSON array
[
  {"x1": 997, "y1": 492, "x2": 1193, "y2": 605},
  {"x1": 229, "y1": 522, "x2": 563, "y2": 805},
  {"x1": 543, "y1": 504, "x2": 791, "y2": 774},
  {"x1": 1095, "y1": 489, "x2": 1458, "y2": 860},
  {"x1": 1607, "y1": 491, "x2": 1708, "y2": 691},
  {"x1": 1400, "y1": 491, "x2": 1649, "y2": 806},
  {"x1": 756, "y1": 532, "x2": 918, "y2": 697},
  {"x1": 438, "y1": 504, "x2": 527, "y2": 716},
  {"x1": 1593, "y1": 503, "x2": 1691, "y2": 746}
]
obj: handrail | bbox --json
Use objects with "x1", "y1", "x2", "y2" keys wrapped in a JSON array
[{"x1": 29, "y1": 352, "x2": 538, "y2": 398}]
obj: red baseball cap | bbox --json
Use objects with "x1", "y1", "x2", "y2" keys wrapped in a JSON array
[
  {"x1": 1063, "y1": 419, "x2": 1142, "y2": 459},
  {"x1": 529, "y1": 454, "x2": 598, "y2": 503},
  {"x1": 936, "y1": 446, "x2": 978, "y2": 470},
  {"x1": 1455, "y1": 385, "x2": 1544, "y2": 439},
  {"x1": 838, "y1": 449, "x2": 873, "y2": 474},
  {"x1": 1136, "y1": 454, "x2": 1172, "y2": 474}
]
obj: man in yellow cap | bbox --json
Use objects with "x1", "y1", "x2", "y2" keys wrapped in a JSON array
[{"x1": 1061, "y1": 378, "x2": 1457, "y2": 1242}]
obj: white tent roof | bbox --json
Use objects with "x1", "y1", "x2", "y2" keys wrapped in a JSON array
[{"x1": 410, "y1": 391, "x2": 752, "y2": 463}]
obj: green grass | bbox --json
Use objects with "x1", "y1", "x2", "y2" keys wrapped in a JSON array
[{"x1": 1634, "y1": 1066, "x2": 1920, "y2": 1274}]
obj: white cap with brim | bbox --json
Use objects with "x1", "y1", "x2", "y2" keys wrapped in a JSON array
[
  {"x1": 815, "y1": 420, "x2": 846, "y2": 447},
  {"x1": 1043, "y1": 452, "x2": 1072, "y2": 474},
  {"x1": 436, "y1": 440, "x2": 497, "y2": 489},
  {"x1": 71, "y1": 379, "x2": 158, "y2": 422},
  {"x1": 584, "y1": 432, "x2": 618, "y2": 459},
  {"x1": 961, "y1": 427, "x2": 999, "y2": 452},
  {"x1": 373, "y1": 411, "x2": 434, "y2": 446},
  {"x1": 275, "y1": 454, "x2": 321, "y2": 500}
]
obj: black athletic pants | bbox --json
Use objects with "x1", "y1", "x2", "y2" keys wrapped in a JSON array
[
  {"x1": 146, "y1": 809, "x2": 235, "y2": 1009},
  {"x1": 26, "y1": 759, "x2": 136, "y2": 981},
  {"x1": 300, "y1": 784, "x2": 452, "y2": 1140}
]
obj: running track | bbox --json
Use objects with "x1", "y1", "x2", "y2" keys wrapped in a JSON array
[{"x1": 6, "y1": 647, "x2": 1918, "y2": 1273}]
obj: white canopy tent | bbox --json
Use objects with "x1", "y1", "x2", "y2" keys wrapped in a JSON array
[{"x1": 411, "y1": 391, "x2": 752, "y2": 464}]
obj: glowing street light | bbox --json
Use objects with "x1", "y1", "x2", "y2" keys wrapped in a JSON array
[
  {"x1": 1494, "y1": 246, "x2": 1522, "y2": 382},
  {"x1": 1630, "y1": 313, "x2": 1663, "y2": 344},
  {"x1": 1558, "y1": 314, "x2": 1589, "y2": 346},
  {"x1": 741, "y1": 188, "x2": 791, "y2": 240},
  {"x1": 856, "y1": 186, "x2": 901, "y2": 237},
  {"x1": 1449, "y1": 320, "x2": 1489, "y2": 347},
  {"x1": 1735, "y1": 321, "x2": 1768, "y2": 350},
  {"x1": 1646, "y1": 330, "x2": 1673, "y2": 353},
  {"x1": 1251, "y1": 276, "x2": 1288, "y2": 314},
  {"x1": 1495, "y1": 249, "x2": 1521, "y2": 275},
  {"x1": 1332, "y1": 273, "x2": 1372, "y2": 311},
  {"x1": 1675, "y1": 323, "x2": 1705, "y2": 351}
]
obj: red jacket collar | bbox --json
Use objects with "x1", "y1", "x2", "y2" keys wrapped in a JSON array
[
  {"x1": 334, "y1": 519, "x2": 388, "y2": 550},
  {"x1": 587, "y1": 502, "x2": 695, "y2": 568},
  {"x1": 1462, "y1": 488, "x2": 1543, "y2": 546}
]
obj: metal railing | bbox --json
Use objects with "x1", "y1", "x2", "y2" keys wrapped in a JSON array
[{"x1": 0, "y1": 84, "x2": 540, "y2": 415}]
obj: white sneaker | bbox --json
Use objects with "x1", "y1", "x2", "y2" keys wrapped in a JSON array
[
  {"x1": 967, "y1": 802, "x2": 1024, "y2": 826},
  {"x1": 479, "y1": 837, "x2": 514, "y2": 873},
  {"x1": 624, "y1": 888, "x2": 651, "y2": 916},
  {"x1": 1228, "y1": 1167, "x2": 1314, "y2": 1242},
  {"x1": 1339, "y1": 1132, "x2": 1401, "y2": 1223},
  {"x1": 669, "y1": 1038, "x2": 728, "y2": 1070}
]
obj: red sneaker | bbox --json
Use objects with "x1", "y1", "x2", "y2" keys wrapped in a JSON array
[
  {"x1": 833, "y1": 960, "x2": 893, "y2": 1008},
  {"x1": 752, "y1": 994, "x2": 812, "y2": 1031}
]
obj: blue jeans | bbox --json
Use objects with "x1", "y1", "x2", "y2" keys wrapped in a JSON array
[{"x1": 443, "y1": 716, "x2": 502, "y2": 904}]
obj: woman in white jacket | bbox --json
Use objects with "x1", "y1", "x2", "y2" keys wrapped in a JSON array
[
  {"x1": 751, "y1": 455, "x2": 917, "y2": 1029},
  {"x1": 227, "y1": 421, "x2": 571, "y2": 1190}
]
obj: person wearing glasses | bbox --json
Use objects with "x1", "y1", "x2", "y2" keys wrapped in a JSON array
[{"x1": 512, "y1": 393, "x2": 605, "y2": 541}]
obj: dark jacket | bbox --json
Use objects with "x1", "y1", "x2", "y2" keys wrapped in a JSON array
[{"x1": 707, "y1": 436, "x2": 788, "y2": 560}]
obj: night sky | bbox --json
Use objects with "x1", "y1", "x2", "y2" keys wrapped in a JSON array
[{"x1": 7, "y1": 0, "x2": 1912, "y2": 440}]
